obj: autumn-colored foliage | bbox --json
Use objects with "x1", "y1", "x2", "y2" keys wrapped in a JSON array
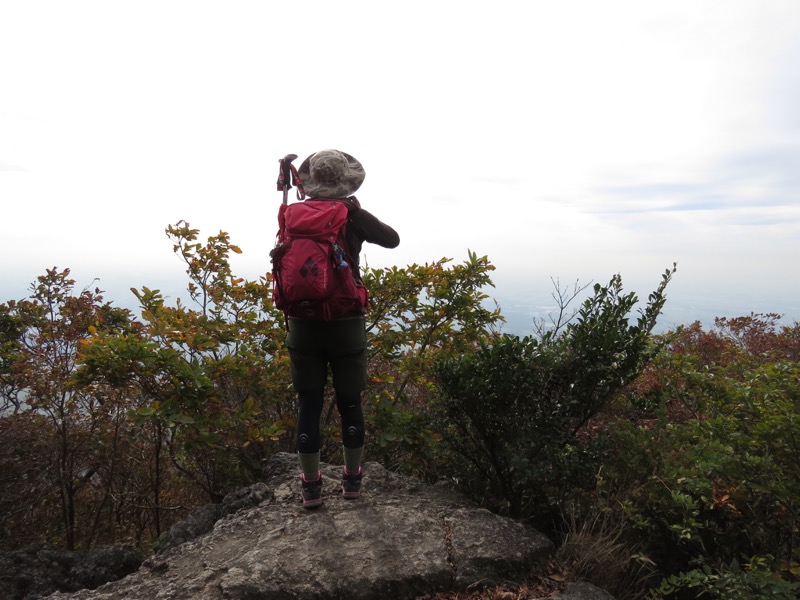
[
  {"x1": 1, "y1": 223, "x2": 797, "y2": 598},
  {"x1": 0, "y1": 225, "x2": 504, "y2": 552},
  {"x1": 0, "y1": 268, "x2": 148, "y2": 549},
  {"x1": 593, "y1": 314, "x2": 800, "y2": 598}
]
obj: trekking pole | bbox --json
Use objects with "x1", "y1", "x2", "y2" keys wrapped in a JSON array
[{"x1": 277, "y1": 153, "x2": 298, "y2": 205}]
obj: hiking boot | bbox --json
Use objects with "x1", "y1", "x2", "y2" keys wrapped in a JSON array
[
  {"x1": 301, "y1": 472, "x2": 323, "y2": 508},
  {"x1": 341, "y1": 466, "x2": 363, "y2": 499}
]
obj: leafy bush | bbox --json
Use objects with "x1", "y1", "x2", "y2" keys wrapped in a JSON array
[
  {"x1": 598, "y1": 315, "x2": 800, "y2": 595},
  {"x1": 431, "y1": 268, "x2": 675, "y2": 527},
  {"x1": 651, "y1": 557, "x2": 800, "y2": 599},
  {"x1": 360, "y1": 251, "x2": 503, "y2": 476}
]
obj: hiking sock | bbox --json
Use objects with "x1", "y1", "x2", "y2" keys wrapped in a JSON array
[
  {"x1": 298, "y1": 451, "x2": 320, "y2": 481},
  {"x1": 343, "y1": 445, "x2": 364, "y2": 475}
]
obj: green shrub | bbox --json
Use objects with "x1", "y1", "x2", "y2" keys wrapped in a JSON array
[
  {"x1": 600, "y1": 339, "x2": 800, "y2": 593},
  {"x1": 431, "y1": 268, "x2": 675, "y2": 527},
  {"x1": 650, "y1": 557, "x2": 800, "y2": 599}
]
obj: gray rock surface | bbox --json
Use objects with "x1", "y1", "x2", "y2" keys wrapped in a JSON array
[
  {"x1": 555, "y1": 581, "x2": 617, "y2": 600},
  {"x1": 156, "y1": 482, "x2": 272, "y2": 555},
  {"x1": 0, "y1": 543, "x2": 141, "y2": 600},
  {"x1": 48, "y1": 452, "x2": 555, "y2": 599}
]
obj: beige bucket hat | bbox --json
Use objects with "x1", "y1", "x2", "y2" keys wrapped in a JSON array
[{"x1": 297, "y1": 149, "x2": 365, "y2": 198}]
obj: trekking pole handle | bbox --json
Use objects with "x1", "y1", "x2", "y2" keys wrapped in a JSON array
[{"x1": 278, "y1": 154, "x2": 298, "y2": 205}]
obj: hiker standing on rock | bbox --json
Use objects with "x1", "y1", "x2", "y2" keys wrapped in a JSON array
[{"x1": 270, "y1": 149, "x2": 400, "y2": 508}]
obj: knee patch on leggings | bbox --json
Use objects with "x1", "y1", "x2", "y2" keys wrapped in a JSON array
[{"x1": 336, "y1": 392, "x2": 364, "y2": 448}]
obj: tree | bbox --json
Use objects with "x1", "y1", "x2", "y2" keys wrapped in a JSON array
[
  {"x1": 0, "y1": 268, "x2": 134, "y2": 549},
  {"x1": 76, "y1": 222, "x2": 292, "y2": 505}
]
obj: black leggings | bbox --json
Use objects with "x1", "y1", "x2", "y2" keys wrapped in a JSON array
[{"x1": 296, "y1": 388, "x2": 364, "y2": 454}]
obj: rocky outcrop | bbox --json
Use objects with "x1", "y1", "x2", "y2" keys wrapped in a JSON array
[
  {"x1": 39, "y1": 452, "x2": 613, "y2": 599},
  {"x1": 155, "y1": 482, "x2": 273, "y2": 556},
  {"x1": 0, "y1": 543, "x2": 141, "y2": 600}
]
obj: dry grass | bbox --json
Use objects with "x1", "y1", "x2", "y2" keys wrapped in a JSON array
[
  {"x1": 555, "y1": 505, "x2": 657, "y2": 600},
  {"x1": 416, "y1": 504, "x2": 659, "y2": 599}
]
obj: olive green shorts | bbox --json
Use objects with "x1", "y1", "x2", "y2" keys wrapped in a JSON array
[{"x1": 286, "y1": 317, "x2": 368, "y2": 395}]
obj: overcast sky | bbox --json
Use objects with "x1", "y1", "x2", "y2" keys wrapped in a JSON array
[{"x1": 2, "y1": 1, "x2": 799, "y2": 333}]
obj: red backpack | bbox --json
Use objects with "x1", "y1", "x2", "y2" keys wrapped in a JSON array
[{"x1": 270, "y1": 200, "x2": 368, "y2": 320}]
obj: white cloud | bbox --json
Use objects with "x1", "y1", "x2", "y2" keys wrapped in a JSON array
[{"x1": 1, "y1": 1, "x2": 800, "y2": 327}]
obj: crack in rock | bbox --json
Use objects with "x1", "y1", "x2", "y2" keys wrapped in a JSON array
[{"x1": 443, "y1": 517, "x2": 457, "y2": 583}]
